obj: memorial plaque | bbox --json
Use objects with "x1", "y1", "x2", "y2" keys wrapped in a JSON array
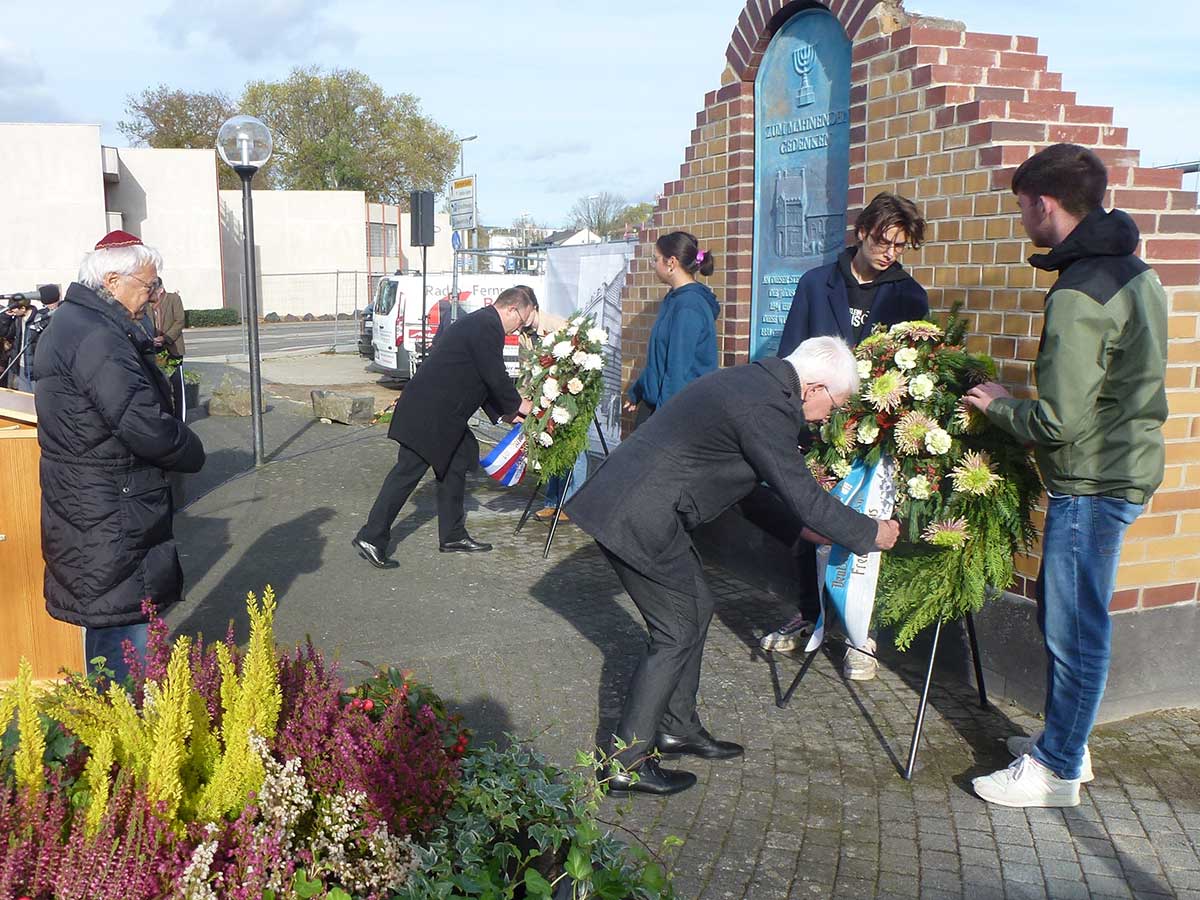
[{"x1": 750, "y1": 7, "x2": 852, "y2": 359}]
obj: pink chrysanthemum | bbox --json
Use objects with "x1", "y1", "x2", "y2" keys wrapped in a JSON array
[
  {"x1": 922, "y1": 517, "x2": 970, "y2": 549},
  {"x1": 951, "y1": 450, "x2": 1002, "y2": 496},
  {"x1": 894, "y1": 411, "x2": 936, "y2": 455}
]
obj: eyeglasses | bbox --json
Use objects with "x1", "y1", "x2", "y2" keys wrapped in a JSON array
[
  {"x1": 126, "y1": 273, "x2": 163, "y2": 296},
  {"x1": 868, "y1": 233, "x2": 908, "y2": 254}
]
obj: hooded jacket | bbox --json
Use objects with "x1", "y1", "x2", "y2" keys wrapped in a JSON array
[
  {"x1": 627, "y1": 281, "x2": 720, "y2": 410},
  {"x1": 777, "y1": 248, "x2": 929, "y2": 357},
  {"x1": 32, "y1": 282, "x2": 205, "y2": 627},
  {"x1": 984, "y1": 208, "x2": 1167, "y2": 504}
]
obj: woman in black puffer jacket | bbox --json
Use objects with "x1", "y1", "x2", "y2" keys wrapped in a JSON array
[{"x1": 32, "y1": 230, "x2": 205, "y2": 681}]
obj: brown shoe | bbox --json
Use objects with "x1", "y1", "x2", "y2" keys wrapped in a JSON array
[{"x1": 535, "y1": 508, "x2": 570, "y2": 523}]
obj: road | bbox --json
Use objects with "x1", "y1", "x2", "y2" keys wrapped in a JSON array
[{"x1": 186, "y1": 321, "x2": 364, "y2": 360}]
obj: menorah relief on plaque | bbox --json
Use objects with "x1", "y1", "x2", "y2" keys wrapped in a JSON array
[{"x1": 793, "y1": 42, "x2": 816, "y2": 107}]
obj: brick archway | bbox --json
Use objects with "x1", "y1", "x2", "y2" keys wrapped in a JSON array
[{"x1": 620, "y1": 0, "x2": 1199, "y2": 619}]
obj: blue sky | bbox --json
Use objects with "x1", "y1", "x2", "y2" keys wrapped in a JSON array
[{"x1": 2, "y1": 1, "x2": 1196, "y2": 227}]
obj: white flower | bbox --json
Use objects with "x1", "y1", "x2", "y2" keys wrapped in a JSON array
[
  {"x1": 857, "y1": 359, "x2": 872, "y2": 380},
  {"x1": 581, "y1": 353, "x2": 603, "y2": 371},
  {"x1": 567, "y1": 377, "x2": 584, "y2": 395},
  {"x1": 832, "y1": 459, "x2": 852, "y2": 479},
  {"x1": 567, "y1": 325, "x2": 578, "y2": 336},
  {"x1": 894, "y1": 347, "x2": 919, "y2": 371},
  {"x1": 532, "y1": 460, "x2": 542, "y2": 469},
  {"x1": 856, "y1": 418, "x2": 880, "y2": 444},
  {"x1": 572, "y1": 350, "x2": 589, "y2": 367},
  {"x1": 531, "y1": 365, "x2": 543, "y2": 378},
  {"x1": 540, "y1": 395, "x2": 552, "y2": 408},
  {"x1": 537, "y1": 431, "x2": 554, "y2": 447},
  {"x1": 587, "y1": 327, "x2": 608, "y2": 344},
  {"x1": 924, "y1": 427, "x2": 952, "y2": 455},
  {"x1": 542, "y1": 377, "x2": 560, "y2": 401},
  {"x1": 907, "y1": 474, "x2": 932, "y2": 500},
  {"x1": 551, "y1": 405, "x2": 571, "y2": 425},
  {"x1": 552, "y1": 341, "x2": 573, "y2": 359},
  {"x1": 909, "y1": 373, "x2": 935, "y2": 400},
  {"x1": 541, "y1": 333, "x2": 557, "y2": 347}
]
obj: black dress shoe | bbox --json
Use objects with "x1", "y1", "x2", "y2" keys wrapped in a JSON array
[
  {"x1": 352, "y1": 537, "x2": 399, "y2": 569},
  {"x1": 439, "y1": 536, "x2": 493, "y2": 553},
  {"x1": 604, "y1": 758, "x2": 697, "y2": 796},
  {"x1": 656, "y1": 727, "x2": 744, "y2": 760}
]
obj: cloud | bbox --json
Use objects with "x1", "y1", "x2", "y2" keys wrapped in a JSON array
[
  {"x1": 153, "y1": 0, "x2": 354, "y2": 60},
  {"x1": 497, "y1": 140, "x2": 590, "y2": 164},
  {"x1": 0, "y1": 44, "x2": 69, "y2": 122}
]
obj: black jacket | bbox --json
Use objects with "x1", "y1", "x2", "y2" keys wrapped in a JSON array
[
  {"x1": 777, "y1": 249, "x2": 929, "y2": 356},
  {"x1": 567, "y1": 358, "x2": 879, "y2": 592},
  {"x1": 388, "y1": 305, "x2": 521, "y2": 478},
  {"x1": 32, "y1": 283, "x2": 205, "y2": 628}
]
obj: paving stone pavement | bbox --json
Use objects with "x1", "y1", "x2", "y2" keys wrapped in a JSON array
[{"x1": 169, "y1": 408, "x2": 1200, "y2": 900}]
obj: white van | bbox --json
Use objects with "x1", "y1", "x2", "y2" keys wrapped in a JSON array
[{"x1": 370, "y1": 274, "x2": 546, "y2": 382}]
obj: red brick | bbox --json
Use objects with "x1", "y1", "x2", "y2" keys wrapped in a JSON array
[
  {"x1": 1131, "y1": 167, "x2": 1185, "y2": 189},
  {"x1": 1048, "y1": 124, "x2": 1100, "y2": 144},
  {"x1": 969, "y1": 121, "x2": 1047, "y2": 145},
  {"x1": 964, "y1": 32, "x2": 1013, "y2": 51},
  {"x1": 1000, "y1": 52, "x2": 1048, "y2": 70},
  {"x1": 1110, "y1": 589, "x2": 1140, "y2": 612},
  {"x1": 946, "y1": 47, "x2": 998, "y2": 67},
  {"x1": 716, "y1": 83, "x2": 741, "y2": 103},
  {"x1": 1093, "y1": 147, "x2": 1141, "y2": 168},
  {"x1": 955, "y1": 100, "x2": 1007, "y2": 123},
  {"x1": 1129, "y1": 213, "x2": 1158, "y2": 233},
  {"x1": 1142, "y1": 582, "x2": 1198, "y2": 608},
  {"x1": 725, "y1": 43, "x2": 747, "y2": 77},
  {"x1": 935, "y1": 107, "x2": 955, "y2": 128},
  {"x1": 852, "y1": 35, "x2": 890, "y2": 62},
  {"x1": 1145, "y1": 239, "x2": 1200, "y2": 260},
  {"x1": 1155, "y1": 263, "x2": 1200, "y2": 287},
  {"x1": 974, "y1": 86, "x2": 1024, "y2": 102},
  {"x1": 850, "y1": 125, "x2": 866, "y2": 144},
  {"x1": 1022, "y1": 91, "x2": 1072, "y2": 106},
  {"x1": 1015, "y1": 35, "x2": 1039, "y2": 53},
  {"x1": 897, "y1": 45, "x2": 941, "y2": 68},
  {"x1": 978, "y1": 145, "x2": 1033, "y2": 166},
  {"x1": 902, "y1": 24, "x2": 965, "y2": 48},
  {"x1": 991, "y1": 166, "x2": 1020, "y2": 191},
  {"x1": 1113, "y1": 189, "x2": 1168, "y2": 209},
  {"x1": 1008, "y1": 101, "x2": 1065, "y2": 122},
  {"x1": 987, "y1": 68, "x2": 1038, "y2": 89},
  {"x1": 1065, "y1": 105, "x2": 1114, "y2": 124},
  {"x1": 1170, "y1": 190, "x2": 1199, "y2": 210},
  {"x1": 928, "y1": 64, "x2": 985, "y2": 84},
  {"x1": 850, "y1": 145, "x2": 866, "y2": 165},
  {"x1": 852, "y1": 63, "x2": 868, "y2": 83},
  {"x1": 1159, "y1": 214, "x2": 1200, "y2": 234},
  {"x1": 851, "y1": 103, "x2": 867, "y2": 124},
  {"x1": 850, "y1": 83, "x2": 868, "y2": 104},
  {"x1": 924, "y1": 84, "x2": 974, "y2": 106},
  {"x1": 1037, "y1": 71, "x2": 1063, "y2": 90}
]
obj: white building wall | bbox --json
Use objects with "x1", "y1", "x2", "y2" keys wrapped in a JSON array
[
  {"x1": 107, "y1": 148, "x2": 224, "y2": 311},
  {"x1": 0, "y1": 123, "x2": 107, "y2": 293},
  {"x1": 219, "y1": 189, "x2": 368, "y2": 318},
  {"x1": 398, "y1": 210, "x2": 454, "y2": 274}
]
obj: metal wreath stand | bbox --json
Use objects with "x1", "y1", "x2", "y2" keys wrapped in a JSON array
[
  {"x1": 761, "y1": 592, "x2": 990, "y2": 780},
  {"x1": 513, "y1": 416, "x2": 610, "y2": 559}
]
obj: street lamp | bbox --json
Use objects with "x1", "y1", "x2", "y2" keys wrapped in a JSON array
[
  {"x1": 586, "y1": 194, "x2": 601, "y2": 243},
  {"x1": 217, "y1": 114, "x2": 272, "y2": 467}
]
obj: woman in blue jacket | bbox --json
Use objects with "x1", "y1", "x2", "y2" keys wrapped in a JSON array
[{"x1": 623, "y1": 231, "x2": 720, "y2": 426}]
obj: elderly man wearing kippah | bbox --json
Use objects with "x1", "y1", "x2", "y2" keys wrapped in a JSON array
[{"x1": 32, "y1": 230, "x2": 206, "y2": 683}]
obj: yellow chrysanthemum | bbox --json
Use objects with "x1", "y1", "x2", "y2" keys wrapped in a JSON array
[{"x1": 951, "y1": 450, "x2": 1002, "y2": 496}]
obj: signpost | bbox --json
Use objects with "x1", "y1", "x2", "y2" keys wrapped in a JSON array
[{"x1": 449, "y1": 175, "x2": 477, "y2": 231}]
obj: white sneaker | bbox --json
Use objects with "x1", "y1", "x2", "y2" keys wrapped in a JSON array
[
  {"x1": 843, "y1": 637, "x2": 878, "y2": 681},
  {"x1": 973, "y1": 754, "x2": 1080, "y2": 808},
  {"x1": 759, "y1": 613, "x2": 814, "y2": 652},
  {"x1": 1007, "y1": 731, "x2": 1094, "y2": 783}
]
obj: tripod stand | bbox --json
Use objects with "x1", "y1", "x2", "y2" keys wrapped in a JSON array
[{"x1": 514, "y1": 416, "x2": 610, "y2": 558}]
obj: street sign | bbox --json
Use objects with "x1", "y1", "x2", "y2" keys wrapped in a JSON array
[
  {"x1": 451, "y1": 231, "x2": 462, "y2": 251},
  {"x1": 449, "y1": 174, "x2": 477, "y2": 231}
]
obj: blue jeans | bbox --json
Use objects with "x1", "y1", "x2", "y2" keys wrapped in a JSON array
[
  {"x1": 1032, "y1": 493, "x2": 1142, "y2": 780},
  {"x1": 85, "y1": 623, "x2": 149, "y2": 685},
  {"x1": 544, "y1": 452, "x2": 590, "y2": 509}
]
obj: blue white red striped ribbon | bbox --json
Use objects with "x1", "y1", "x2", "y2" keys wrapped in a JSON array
[{"x1": 480, "y1": 423, "x2": 527, "y2": 486}]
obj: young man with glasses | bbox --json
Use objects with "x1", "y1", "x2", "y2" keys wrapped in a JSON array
[{"x1": 758, "y1": 192, "x2": 928, "y2": 680}]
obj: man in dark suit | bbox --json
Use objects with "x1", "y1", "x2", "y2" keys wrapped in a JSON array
[
  {"x1": 353, "y1": 286, "x2": 536, "y2": 567},
  {"x1": 567, "y1": 336, "x2": 900, "y2": 795},
  {"x1": 761, "y1": 192, "x2": 928, "y2": 675}
]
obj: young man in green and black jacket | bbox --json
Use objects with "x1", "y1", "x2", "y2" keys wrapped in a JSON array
[{"x1": 965, "y1": 143, "x2": 1168, "y2": 808}]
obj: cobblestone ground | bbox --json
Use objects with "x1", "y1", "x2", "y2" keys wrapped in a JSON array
[{"x1": 171, "y1": 415, "x2": 1200, "y2": 900}]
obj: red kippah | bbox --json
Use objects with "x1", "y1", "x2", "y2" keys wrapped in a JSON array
[{"x1": 95, "y1": 230, "x2": 143, "y2": 250}]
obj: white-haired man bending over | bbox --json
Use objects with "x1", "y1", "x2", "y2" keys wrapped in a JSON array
[{"x1": 566, "y1": 337, "x2": 899, "y2": 796}]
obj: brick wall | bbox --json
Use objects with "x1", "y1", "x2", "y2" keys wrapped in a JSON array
[{"x1": 622, "y1": 0, "x2": 1200, "y2": 614}]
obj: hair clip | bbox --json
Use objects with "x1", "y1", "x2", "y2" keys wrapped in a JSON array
[{"x1": 695, "y1": 250, "x2": 706, "y2": 262}]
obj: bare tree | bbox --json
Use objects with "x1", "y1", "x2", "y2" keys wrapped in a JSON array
[{"x1": 569, "y1": 192, "x2": 625, "y2": 238}]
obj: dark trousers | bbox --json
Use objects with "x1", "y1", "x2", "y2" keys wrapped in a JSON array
[
  {"x1": 600, "y1": 544, "x2": 715, "y2": 767},
  {"x1": 357, "y1": 431, "x2": 477, "y2": 549}
]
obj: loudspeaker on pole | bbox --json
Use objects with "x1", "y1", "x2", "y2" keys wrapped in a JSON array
[{"x1": 410, "y1": 190, "x2": 435, "y2": 247}]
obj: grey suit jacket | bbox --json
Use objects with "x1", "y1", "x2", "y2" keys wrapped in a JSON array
[{"x1": 567, "y1": 357, "x2": 878, "y2": 592}]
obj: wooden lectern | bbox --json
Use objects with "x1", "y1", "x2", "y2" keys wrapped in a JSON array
[{"x1": 0, "y1": 387, "x2": 84, "y2": 681}]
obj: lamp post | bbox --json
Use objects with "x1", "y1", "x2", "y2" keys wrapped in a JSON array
[
  {"x1": 216, "y1": 114, "x2": 272, "y2": 467},
  {"x1": 458, "y1": 135, "x2": 477, "y2": 272},
  {"x1": 586, "y1": 194, "x2": 601, "y2": 243}
]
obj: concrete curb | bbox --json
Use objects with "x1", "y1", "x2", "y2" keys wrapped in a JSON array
[{"x1": 189, "y1": 346, "x2": 359, "y2": 364}]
